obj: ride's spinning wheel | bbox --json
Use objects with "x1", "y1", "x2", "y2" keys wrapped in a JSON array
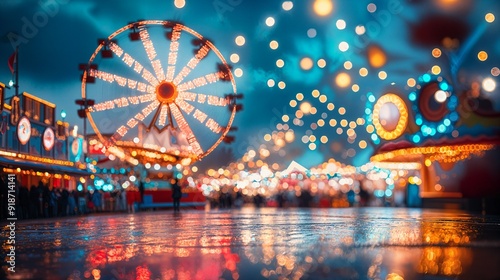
[{"x1": 81, "y1": 20, "x2": 238, "y2": 165}]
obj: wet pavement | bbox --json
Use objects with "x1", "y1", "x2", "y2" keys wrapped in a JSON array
[{"x1": 2, "y1": 207, "x2": 500, "y2": 280}]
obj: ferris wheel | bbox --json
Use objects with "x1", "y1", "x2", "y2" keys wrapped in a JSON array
[{"x1": 81, "y1": 20, "x2": 238, "y2": 165}]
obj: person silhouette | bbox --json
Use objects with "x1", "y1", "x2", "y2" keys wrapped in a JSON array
[
  {"x1": 171, "y1": 179, "x2": 182, "y2": 212},
  {"x1": 138, "y1": 179, "x2": 145, "y2": 210}
]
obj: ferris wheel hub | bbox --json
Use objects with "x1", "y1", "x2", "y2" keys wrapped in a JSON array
[{"x1": 156, "y1": 81, "x2": 178, "y2": 103}]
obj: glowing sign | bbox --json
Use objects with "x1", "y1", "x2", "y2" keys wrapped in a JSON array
[
  {"x1": 372, "y1": 93, "x2": 408, "y2": 140},
  {"x1": 43, "y1": 127, "x2": 55, "y2": 151},
  {"x1": 17, "y1": 116, "x2": 31, "y2": 145}
]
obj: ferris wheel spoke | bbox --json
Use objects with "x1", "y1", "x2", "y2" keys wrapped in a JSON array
[
  {"x1": 192, "y1": 108, "x2": 224, "y2": 134},
  {"x1": 88, "y1": 93, "x2": 156, "y2": 113},
  {"x1": 139, "y1": 27, "x2": 165, "y2": 82},
  {"x1": 108, "y1": 42, "x2": 159, "y2": 87},
  {"x1": 176, "y1": 71, "x2": 228, "y2": 93},
  {"x1": 109, "y1": 100, "x2": 160, "y2": 142},
  {"x1": 168, "y1": 103, "x2": 204, "y2": 156},
  {"x1": 205, "y1": 118, "x2": 224, "y2": 134},
  {"x1": 172, "y1": 42, "x2": 211, "y2": 85},
  {"x1": 165, "y1": 24, "x2": 183, "y2": 82},
  {"x1": 175, "y1": 99, "x2": 223, "y2": 134},
  {"x1": 158, "y1": 104, "x2": 169, "y2": 126},
  {"x1": 88, "y1": 68, "x2": 156, "y2": 95},
  {"x1": 175, "y1": 99, "x2": 195, "y2": 115},
  {"x1": 179, "y1": 91, "x2": 229, "y2": 107}
]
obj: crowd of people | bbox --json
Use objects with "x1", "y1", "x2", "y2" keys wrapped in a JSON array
[{"x1": 0, "y1": 175, "x2": 132, "y2": 221}]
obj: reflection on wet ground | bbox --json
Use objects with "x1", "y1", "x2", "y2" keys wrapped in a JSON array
[{"x1": 2, "y1": 207, "x2": 500, "y2": 279}]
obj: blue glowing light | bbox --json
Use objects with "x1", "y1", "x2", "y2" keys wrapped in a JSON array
[
  {"x1": 450, "y1": 112, "x2": 459, "y2": 121},
  {"x1": 444, "y1": 119, "x2": 451, "y2": 126},
  {"x1": 385, "y1": 189, "x2": 393, "y2": 197},
  {"x1": 368, "y1": 95, "x2": 376, "y2": 103},
  {"x1": 416, "y1": 116, "x2": 423, "y2": 126},
  {"x1": 412, "y1": 135, "x2": 421, "y2": 143},
  {"x1": 371, "y1": 134, "x2": 378, "y2": 141},
  {"x1": 94, "y1": 179, "x2": 104, "y2": 187},
  {"x1": 365, "y1": 108, "x2": 371, "y2": 115},
  {"x1": 409, "y1": 92, "x2": 416, "y2": 101},
  {"x1": 439, "y1": 82, "x2": 449, "y2": 91},
  {"x1": 422, "y1": 74, "x2": 431, "y2": 83},
  {"x1": 374, "y1": 190, "x2": 385, "y2": 198},
  {"x1": 438, "y1": 124, "x2": 446, "y2": 133}
]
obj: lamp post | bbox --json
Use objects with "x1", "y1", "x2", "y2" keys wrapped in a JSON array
[
  {"x1": 60, "y1": 109, "x2": 68, "y2": 159},
  {"x1": 75, "y1": 98, "x2": 95, "y2": 163}
]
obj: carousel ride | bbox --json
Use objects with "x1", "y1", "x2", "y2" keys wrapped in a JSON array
[
  {"x1": 364, "y1": 15, "x2": 500, "y2": 197},
  {"x1": 80, "y1": 20, "x2": 240, "y2": 169}
]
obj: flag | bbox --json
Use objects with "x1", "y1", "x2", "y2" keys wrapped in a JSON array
[{"x1": 8, "y1": 51, "x2": 17, "y2": 74}]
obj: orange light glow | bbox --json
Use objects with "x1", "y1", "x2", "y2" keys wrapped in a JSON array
[
  {"x1": 313, "y1": 0, "x2": 333, "y2": 17},
  {"x1": 335, "y1": 72, "x2": 351, "y2": 88},
  {"x1": 367, "y1": 45, "x2": 387, "y2": 68},
  {"x1": 300, "y1": 57, "x2": 314, "y2": 70}
]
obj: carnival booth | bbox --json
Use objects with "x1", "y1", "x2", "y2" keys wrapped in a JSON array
[{"x1": 0, "y1": 84, "x2": 90, "y2": 191}]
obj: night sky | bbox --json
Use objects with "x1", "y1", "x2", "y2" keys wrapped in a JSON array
[{"x1": 1, "y1": 0, "x2": 499, "y2": 171}]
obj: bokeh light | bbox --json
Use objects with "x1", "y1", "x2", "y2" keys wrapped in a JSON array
[
  {"x1": 478, "y1": 51, "x2": 488, "y2": 61},
  {"x1": 367, "y1": 3, "x2": 377, "y2": 13},
  {"x1": 265, "y1": 17, "x2": 276, "y2": 27},
  {"x1": 339, "y1": 41, "x2": 349, "y2": 52},
  {"x1": 235, "y1": 35, "x2": 246, "y2": 46},
  {"x1": 300, "y1": 57, "x2": 314, "y2": 70},
  {"x1": 230, "y1": 53, "x2": 240, "y2": 63},
  {"x1": 335, "y1": 72, "x2": 351, "y2": 88},
  {"x1": 485, "y1": 13, "x2": 495, "y2": 23},
  {"x1": 407, "y1": 78, "x2": 416, "y2": 87},
  {"x1": 482, "y1": 78, "x2": 496, "y2": 92},
  {"x1": 307, "y1": 28, "x2": 317, "y2": 38},
  {"x1": 317, "y1": 59, "x2": 326, "y2": 68},
  {"x1": 276, "y1": 59, "x2": 285, "y2": 68},
  {"x1": 367, "y1": 45, "x2": 387, "y2": 68},
  {"x1": 355, "y1": 25, "x2": 366, "y2": 35},
  {"x1": 492, "y1": 67, "x2": 500, "y2": 77},
  {"x1": 269, "y1": 40, "x2": 279, "y2": 50},
  {"x1": 282, "y1": 1, "x2": 293, "y2": 11},
  {"x1": 359, "y1": 68, "x2": 368, "y2": 77},
  {"x1": 431, "y1": 65, "x2": 441, "y2": 75},
  {"x1": 234, "y1": 68, "x2": 243, "y2": 77},
  {"x1": 336, "y1": 19, "x2": 346, "y2": 30},
  {"x1": 432, "y1": 48, "x2": 442, "y2": 58},
  {"x1": 378, "y1": 71, "x2": 387, "y2": 80},
  {"x1": 434, "y1": 90, "x2": 448, "y2": 103},
  {"x1": 313, "y1": 0, "x2": 333, "y2": 17},
  {"x1": 174, "y1": 0, "x2": 185, "y2": 8}
]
